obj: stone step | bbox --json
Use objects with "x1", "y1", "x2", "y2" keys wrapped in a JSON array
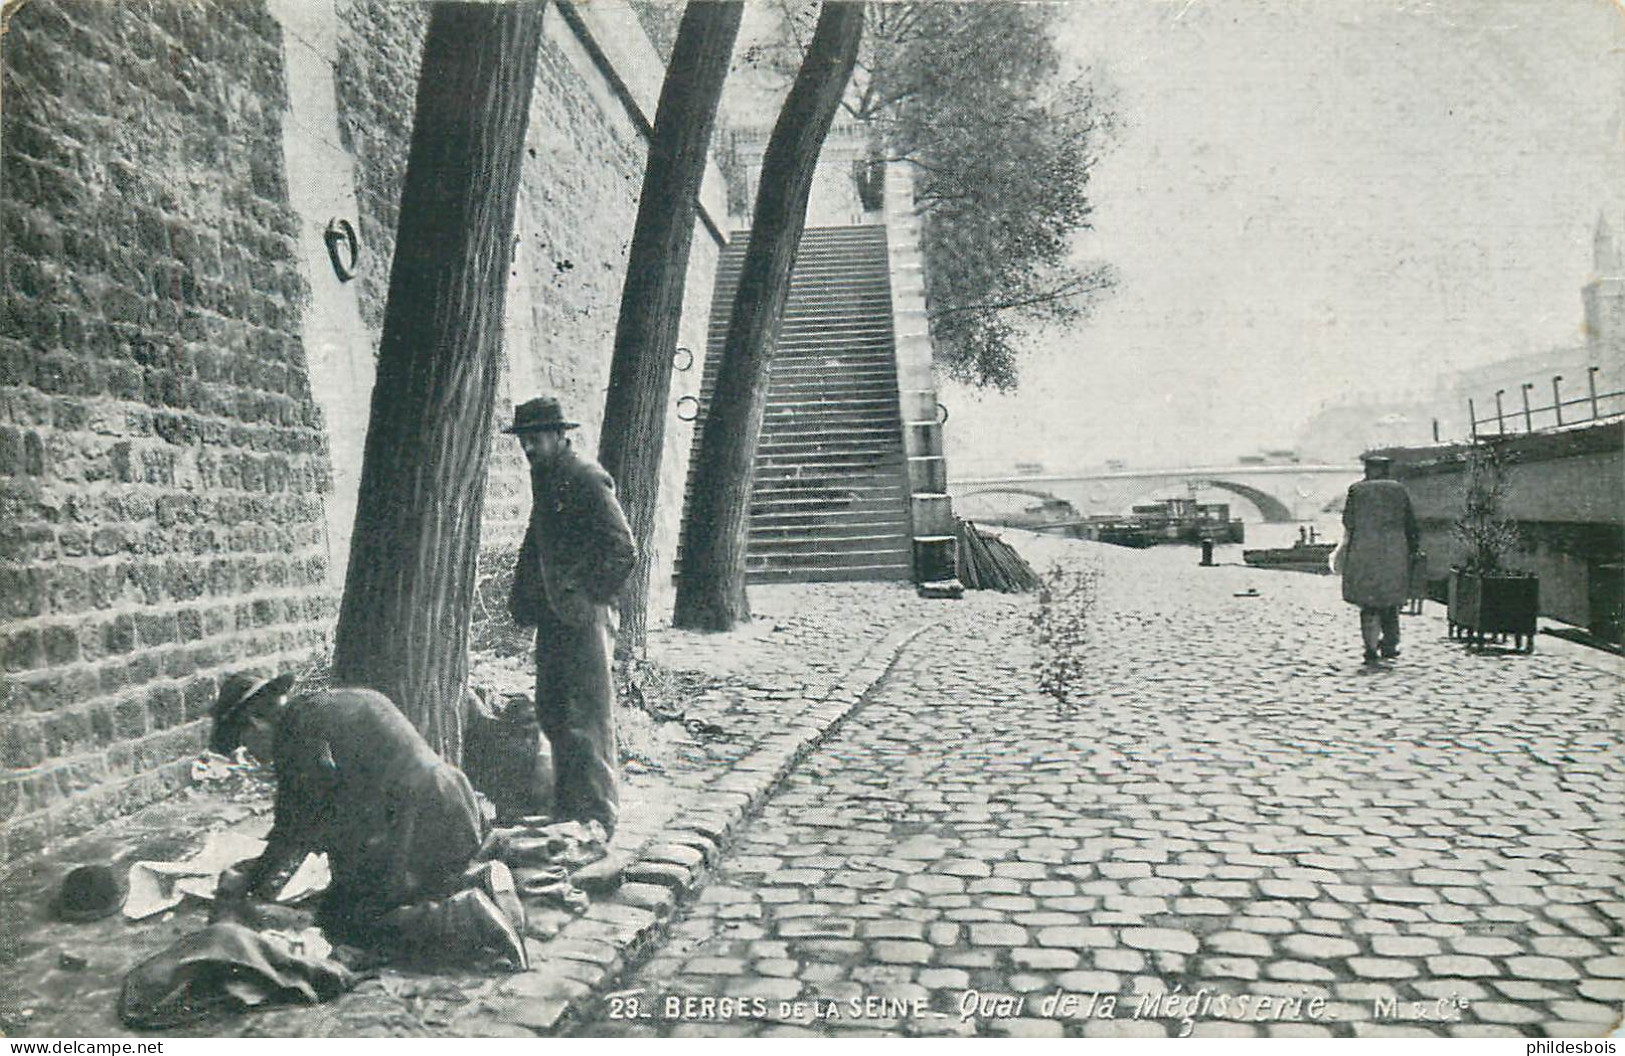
[
  {"x1": 749, "y1": 519, "x2": 910, "y2": 541},
  {"x1": 757, "y1": 414, "x2": 902, "y2": 432},
  {"x1": 706, "y1": 332, "x2": 896, "y2": 350},
  {"x1": 749, "y1": 470, "x2": 905, "y2": 492},
  {"x1": 711, "y1": 287, "x2": 891, "y2": 307},
  {"x1": 712, "y1": 271, "x2": 891, "y2": 289},
  {"x1": 712, "y1": 254, "x2": 891, "y2": 274},
  {"x1": 690, "y1": 417, "x2": 902, "y2": 440},
  {"x1": 752, "y1": 435, "x2": 905, "y2": 455},
  {"x1": 702, "y1": 377, "x2": 900, "y2": 400},
  {"x1": 754, "y1": 446, "x2": 903, "y2": 465},
  {"x1": 745, "y1": 549, "x2": 912, "y2": 574},
  {"x1": 684, "y1": 458, "x2": 904, "y2": 488},
  {"x1": 748, "y1": 510, "x2": 912, "y2": 532},
  {"x1": 754, "y1": 470, "x2": 905, "y2": 490},
  {"x1": 747, "y1": 542, "x2": 910, "y2": 567},
  {"x1": 678, "y1": 556, "x2": 913, "y2": 584},
  {"x1": 713, "y1": 330, "x2": 895, "y2": 349},
  {"x1": 762, "y1": 347, "x2": 897, "y2": 363},
  {"x1": 742, "y1": 562, "x2": 912, "y2": 585},
  {"x1": 755, "y1": 436, "x2": 900, "y2": 455},
  {"x1": 749, "y1": 424, "x2": 904, "y2": 445},
  {"x1": 748, "y1": 492, "x2": 907, "y2": 517},
  {"x1": 763, "y1": 394, "x2": 898, "y2": 410},
  {"x1": 747, "y1": 532, "x2": 911, "y2": 554},
  {"x1": 762, "y1": 360, "x2": 899, "y2": 378}
]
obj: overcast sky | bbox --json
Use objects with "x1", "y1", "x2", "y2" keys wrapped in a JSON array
[{"x1": 943, "y1": 0, "x2": 1625, "y2": 472}]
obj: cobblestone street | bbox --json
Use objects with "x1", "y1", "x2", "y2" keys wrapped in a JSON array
[{"x1": 573, "y1": 536, "x2": 1624, "y2": 1038}]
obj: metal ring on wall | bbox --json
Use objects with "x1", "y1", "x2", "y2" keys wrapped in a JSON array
[
  {"x1": 672, "y1": 346, "x2": 694, "y2": 372},
  {"x1": 936, "y1": 402, "x2": 949, "y2": 425},
  {"x1": 676, "y1": 395, "x2": 700, "y2": 422},
  {"x1": 324, "y1": 218, "x2": 359, "y2": 281}
]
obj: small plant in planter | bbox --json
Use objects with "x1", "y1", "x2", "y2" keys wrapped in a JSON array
[{"x1": 1448, "y1": 441, "x2": 1538, "y2": 652}]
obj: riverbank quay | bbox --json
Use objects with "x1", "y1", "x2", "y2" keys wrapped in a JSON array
[
  {"x1": 569, "y1": 535, "x2": 1623, "y2": 1038},
  {"x1": 3, "y1": 535, "x2": 1619, "y2": 1038}
]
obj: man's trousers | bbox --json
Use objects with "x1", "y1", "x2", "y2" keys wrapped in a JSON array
[
  {"x1": 1359, "y1": 606, "x2": 1400, "y2": 655},
  {"x1": 533, "y1": 606, "x2": 618, "y2": 836}
]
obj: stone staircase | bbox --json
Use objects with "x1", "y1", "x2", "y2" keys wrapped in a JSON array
[{"x1": 686, "y1": 225, "x2": 914, "y2": 584}]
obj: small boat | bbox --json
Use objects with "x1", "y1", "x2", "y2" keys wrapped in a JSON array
[{"x1": 1243, "y1": 540, "x2": 1337, "y2": 574}]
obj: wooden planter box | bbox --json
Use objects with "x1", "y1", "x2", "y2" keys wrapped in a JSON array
[{"x1": 1448, "y1": 570, "x2": 1539, "y2": 653}]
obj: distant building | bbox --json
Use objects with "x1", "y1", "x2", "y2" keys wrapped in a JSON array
[
  {"x1": 1583, "y1": 211, "x2": 1625, "y2": 364},
  {"x1": 1296, "y1": 216, "x2": 1625, "y2": 459}
]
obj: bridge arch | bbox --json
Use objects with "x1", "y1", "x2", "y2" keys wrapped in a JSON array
[
  {"x1": 1192, "y1": 480, "x2": 1295, "y2": 523},
  {"x1": 959, "y1": 486, "x2": 1071, "y2": 506}
]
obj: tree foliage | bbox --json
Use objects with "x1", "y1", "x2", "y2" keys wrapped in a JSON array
[{"x1": 749, "y1": 2, "x2": 1115, "y2": 390}]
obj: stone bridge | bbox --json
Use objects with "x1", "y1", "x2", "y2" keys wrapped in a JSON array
[{"x1": 951, "y1": 464, "x2": 1362, "y2": 523}]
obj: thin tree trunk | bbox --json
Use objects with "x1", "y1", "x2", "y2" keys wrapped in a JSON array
[
  {"x1": 330, "y1": 2, "x2": 546, "y2": 761},
  {"x1": 673, "y1": 2, "x2": 865, "y2": 632},
  {"x1": 599, "y1": 1, "x2": 744, "y2": 658}
]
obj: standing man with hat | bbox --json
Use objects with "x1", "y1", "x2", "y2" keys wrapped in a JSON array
[
  {"x1": 1340, "y1": 454, "x2": 1419, "y2": 664},
  {"x1": 505, "y1": 396, "x2": 636, "y2": 837}
]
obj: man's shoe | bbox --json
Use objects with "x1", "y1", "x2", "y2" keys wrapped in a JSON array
[
  {"x1": 1363, "y1": 649, "x2": 1380, "y2": 664},
  {"x1": 1380, "y1": 646, "x2": 1400, "y2": 659}
]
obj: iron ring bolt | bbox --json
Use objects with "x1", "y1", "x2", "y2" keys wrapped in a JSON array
[{"x1": 324, "y1": 218, "x2": 359, "y2": 281}]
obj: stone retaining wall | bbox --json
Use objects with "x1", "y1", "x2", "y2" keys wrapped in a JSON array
[{"x1": 0, "y1": 0, "x2": 726, "y2": 865}]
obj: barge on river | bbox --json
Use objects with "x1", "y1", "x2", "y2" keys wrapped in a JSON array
[{"x1": 1079, "y1": 497, "x2": 1245, "y2": 549}]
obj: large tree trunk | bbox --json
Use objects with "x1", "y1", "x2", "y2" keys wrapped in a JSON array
[
  {"x1": 598, "y1": 1, "x2": 744, "y2": 658},
  {"x1": 673, "y1": 2, "x2": 865, "y2": 632},
  {"x1": 330, "y1": 2, "x2": 546, "y2": 761}
]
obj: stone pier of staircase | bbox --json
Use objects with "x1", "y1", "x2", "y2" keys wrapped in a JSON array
[{"x1": 882, "y1": 165, "x2": 961, "y2": 596}]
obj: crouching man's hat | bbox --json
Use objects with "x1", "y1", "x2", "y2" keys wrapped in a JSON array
[
  {"x1": 504, "y1": 396, "x2": 579, "y2": 434},
  {"x1": 55, "y1": 864, "x2": 127, "y2": 922}
]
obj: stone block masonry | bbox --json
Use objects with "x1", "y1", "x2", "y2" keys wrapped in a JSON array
[
  {"x1": 1, "y1": 0, "x2": 730, "y2": 866},
  {"x1": 327, "y1": 0, "x2": 721, "y2": 601},
  {"x1": 1, "y1": 0, "x2": 335, "y2": 862}
]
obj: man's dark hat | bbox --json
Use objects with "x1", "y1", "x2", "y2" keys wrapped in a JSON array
[
  {"x1": 213, "y1": 672, "x2": 296, "y2": 727},
  {"x1": 504, "y1": 396, "x2": 579, "y2": 434},
  {"x1": 1362, "y1": 454, "x2": 1395, "y2": 466},
  {"x1": 55, "y1": 864, "x2": 127, "y2": 922}
]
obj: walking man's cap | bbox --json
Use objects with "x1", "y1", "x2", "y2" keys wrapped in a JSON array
[{"x1": 504, "y1": 396, "x2": 579, "y2": 434}]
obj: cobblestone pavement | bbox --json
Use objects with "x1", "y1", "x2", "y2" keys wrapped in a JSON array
[{"x1": 573, "y1": 537, "x2": 1624, "y2": 1038}]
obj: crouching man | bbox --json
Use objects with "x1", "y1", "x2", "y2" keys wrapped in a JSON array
[{"x1": 210, "y1": 673, "x2": 527, "y2": 970}]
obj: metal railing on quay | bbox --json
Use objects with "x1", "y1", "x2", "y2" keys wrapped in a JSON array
[{"x1": 1467, "y1": 365, "x2": 1623, "y2": 441}]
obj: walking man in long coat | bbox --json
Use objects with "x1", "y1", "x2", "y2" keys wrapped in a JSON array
[
  {"x1": 506, "y1": 397, "x2": 636, "y2": 836},
  {"x1": 1340, "y1": 455, "x2": 1420, "y2": 664}
]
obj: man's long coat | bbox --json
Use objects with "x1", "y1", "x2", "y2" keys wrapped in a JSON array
[
  {"x1": 508, "y1": 443, "x2": 635, "y2": 831},
  {"x1": 1340, "y1": 478, "x2": 1419, "y2": 608},
  {"x1": 510, "y1": 446, "x2": 636, "y2": 628}
]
